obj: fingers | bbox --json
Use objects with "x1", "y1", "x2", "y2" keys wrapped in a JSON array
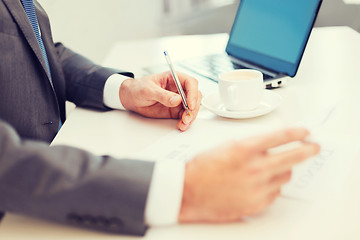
[
  {"x1": 153, "y1": 71, "x2": 201, "y2": 113},
  {"x1": 177, "y1": 90, "x2": 202, "y2": 131},
  {"x1": 265, "y1": 171, "x2": 292, "y2": 195},
  {"x1": 177, "y1": 72, "x2": 199, "y2": 110},
  {"x1": 267, "y1": 142, "x2": 320, "y2": 177},
  {"x1": 177, "y1": 111, "x2": 192, "y2": 131},
  {"x1": 249, "y1": 172, "x2": 291, "y2": 216},
  {"x1": 263, "y1": 189, "x2": 281, "y2": 211},
  {"x1": 246, "y1": 128, "x2": 311, "y2": 152},
  {"x1": 172, "y1": 72, "x2": 201, "y2": 131},
  {"x1": 242, "y1": 189, "x2": 281, "y2": 217},
  {"x1": 150, "y1": 85, "x2": 183, "y2": 108},
  {"x1": 243, "y1": 141, "x2": 319, "y2": 217}
]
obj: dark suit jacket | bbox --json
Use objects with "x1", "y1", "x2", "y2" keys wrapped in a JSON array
[
  {"x1": 0, "y1": 120, "x2": 154, "y2": 235},
  {"x1": 0, "y1": 0, "x2": 153, "y2": 236},
  {"x1": 0, "y1": 0, "x2": 133, "y2": 143}
]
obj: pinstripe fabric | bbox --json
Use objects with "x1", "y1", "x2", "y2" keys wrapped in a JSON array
[
  {"x1": 1, "y1": 0, "x2": 127, "y2": 141},
  {"x1": 20, "y1": 0, "x2": 51, "y2": 79}
]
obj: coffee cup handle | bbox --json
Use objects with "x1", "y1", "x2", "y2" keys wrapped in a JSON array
[{"x1": 227, "y1": 85, "x2": 237, "y2": 104}]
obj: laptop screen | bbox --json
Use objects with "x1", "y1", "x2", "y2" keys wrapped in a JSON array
[{"x1": 226, "y1": 0, "x2": 322, "y2": 77}]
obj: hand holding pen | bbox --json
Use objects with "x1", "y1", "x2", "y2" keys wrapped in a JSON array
[
  {"x1": 118, "y1": 54, "x2": 202, "y2": 131},
  {"x1": 164, "y1": 51, "x2": 192, "y2": 116}
]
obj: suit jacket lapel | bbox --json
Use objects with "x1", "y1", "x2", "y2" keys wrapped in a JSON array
[{"x1": 2, "y1": 0, "x2": 52, "y2": 82}]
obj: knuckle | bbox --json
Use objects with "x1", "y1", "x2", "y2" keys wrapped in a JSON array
[
  {"x1": 188, "y1": 75, "x2": 198, "y2": 85},
  {"x1": 198, "y1": 91, "x2": 203, "y2": 100},
  {"x1": 193, "y1": 77, "x2": 199, "y2": 87},
  {"x1": 139, "y1": 87, "x2": 150, "y2": 96},
  {"x1": 241, "y1": 140, "x2": 258, "y2": 153},
  {"x1": 247, "y1": 162, "x2": 265, "y2": 176},
  {"x1": 296, "y1": 150, "x2": 308, "y2": 160},
  {"x1": 281, "y1": 172, "x2": 292, "y2": 184},
  {"x1": 284, "y1": 176, "x2": 292, "y2": 184},
  {"x1": 238, "y1": 142, "x2": 254, "y2": 153},
  {"x1": 182, "y1": 72, "x2": 198, "y2": 83},
  {"x1": 285, "y1": 171, "x2": 292, "y2": 182},
  {"x1": 165, "y1": 71, "x2": 172, "y2": 79},
  {"x1": 284, "y1": 128, "x2": 296, "y2": 140},
  {"x1": 228, "y1": 141, "x2": 258, "y2": 165}
]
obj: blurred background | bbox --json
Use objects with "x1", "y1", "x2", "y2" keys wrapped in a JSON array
[{"x1": 37, "y1": 0, "x2": 360, "y2": 64}]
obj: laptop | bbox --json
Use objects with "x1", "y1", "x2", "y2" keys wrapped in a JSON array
[{"x1": 146, "y1": 0, "x2": 323, "y2": 89}]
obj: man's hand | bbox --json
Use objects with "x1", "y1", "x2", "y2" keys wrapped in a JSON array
[
  {"x1": 119, "y1": 72, "x2": 202, "y2": 131},
  {"x1": 179, "y1": 127, "x2": 320, "y2": 223}
]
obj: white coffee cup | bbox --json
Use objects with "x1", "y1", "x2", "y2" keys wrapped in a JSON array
[{"x1": 218, "y1": 69, "x2": 264, "y2": 111}]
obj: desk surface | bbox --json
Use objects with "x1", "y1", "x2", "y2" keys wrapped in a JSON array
[{"x1": 1, "y1": 27, "x2": 360, "y2": 240}]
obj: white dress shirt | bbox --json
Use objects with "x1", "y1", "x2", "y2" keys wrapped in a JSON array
[{"x1": 103, "y1": 74, "x2": 185, "y2": 226}]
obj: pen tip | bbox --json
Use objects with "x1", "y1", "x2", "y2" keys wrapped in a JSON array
[
  {"x1": 186, "y1": 109, "x2": 192, "y2": 117},
  {"x1": 164, "y1": 51, "x2": 167, "y2": 56}
]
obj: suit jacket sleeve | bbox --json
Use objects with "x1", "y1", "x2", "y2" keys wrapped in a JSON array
[
  {"x1": 0, "y1": 120, "x2": 154, "y2": 236},
  {"x1": 54, "y1": 43, "x2": 134, "y2": 111}
]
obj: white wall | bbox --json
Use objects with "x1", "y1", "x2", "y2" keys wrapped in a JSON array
[
  {"x1": 38, "y1": 0, "x2": 164, "y2": 64},
  {"x1": 38, "y1": 0, "x2": 360, "y2": 65},
  {"x1": 37, "y1": 0, "x2": 240, "y2": 64}
]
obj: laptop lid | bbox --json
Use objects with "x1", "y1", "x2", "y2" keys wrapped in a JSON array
[{"x1": 226, "y1": 0, "x2": 322, "y2": 77}]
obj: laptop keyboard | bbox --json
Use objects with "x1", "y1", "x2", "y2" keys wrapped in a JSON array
[{"x1": 177, "y1": 53, "x2": 273, "y2": 82}]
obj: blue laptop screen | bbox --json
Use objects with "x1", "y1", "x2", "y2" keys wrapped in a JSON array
[{"x1": 226, "y1": 0, "x2": 321, "y2": 77}]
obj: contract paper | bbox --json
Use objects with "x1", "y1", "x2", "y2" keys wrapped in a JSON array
[{"x1": 137, "y1": 117, "x2": 359, "y2": 202}]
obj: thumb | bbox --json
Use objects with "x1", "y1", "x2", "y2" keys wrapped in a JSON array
[{"x1": 152, "y1": 86, "x2": 182, "y2": 107}]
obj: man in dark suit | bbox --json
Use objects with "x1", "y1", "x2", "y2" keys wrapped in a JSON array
[
  {"x1": 0, "y1": 0, "x2": 201, "y2": 235},
  {"x1": 0, "y1": 0, "x2": 320, "y2": 236}
]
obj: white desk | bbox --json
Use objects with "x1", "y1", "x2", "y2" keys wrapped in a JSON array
[{"x1": 1, "y1": 27, "x2": 360, "y2": 239}]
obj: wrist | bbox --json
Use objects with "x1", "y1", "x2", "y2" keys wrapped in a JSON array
[
  {"x1": 119, "y1": 78, "x2": 134, "y2": 111},
  {"x1": 178, "y1": 160, "x2": 201, "y2": 223},
  {"x1": 146, "y1": 159, "x2": 186, "y2": 226}
]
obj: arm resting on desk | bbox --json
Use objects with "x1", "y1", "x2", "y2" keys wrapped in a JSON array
[
  {"x1": 55, "y1": 43, "x2": 134, "y2": 111},
  {"x1": 0, "y1": 120, "x2": 153, "y2": 236}
]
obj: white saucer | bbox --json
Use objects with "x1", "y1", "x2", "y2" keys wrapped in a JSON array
[{"x1": 202, "y1": 90, "x2": 283, "y2": 119}]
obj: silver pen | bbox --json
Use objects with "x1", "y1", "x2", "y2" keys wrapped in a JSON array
[{"x1": 164, "y1": 51, "x2": 192, "y2": 115}]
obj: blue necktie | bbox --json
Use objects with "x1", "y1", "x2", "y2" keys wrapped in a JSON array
[
  {"x1": 21, "y1": 0, "x2": 51, "y2": 79},
  {"x1": 21, "y1": 0, "x2": 62, "y2": 130}
]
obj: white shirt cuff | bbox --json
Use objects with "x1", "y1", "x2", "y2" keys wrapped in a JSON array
[
  {"x1": 145, "y1": 160, "x2": 186, "y2": 226},
  {"x1": 103, "y1": 74, "x2": 130, "y2": 110},
  {"x1": 105, "y1": 74, "x2": 185, "y2": 226}
]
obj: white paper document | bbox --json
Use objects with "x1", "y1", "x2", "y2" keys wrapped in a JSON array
[
  {"x1": 137, "y1": 118, "x2": 359, "y2": 202},
  {"x1": 1, "y1": 118, "x2": 359, "y2": 240}
]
